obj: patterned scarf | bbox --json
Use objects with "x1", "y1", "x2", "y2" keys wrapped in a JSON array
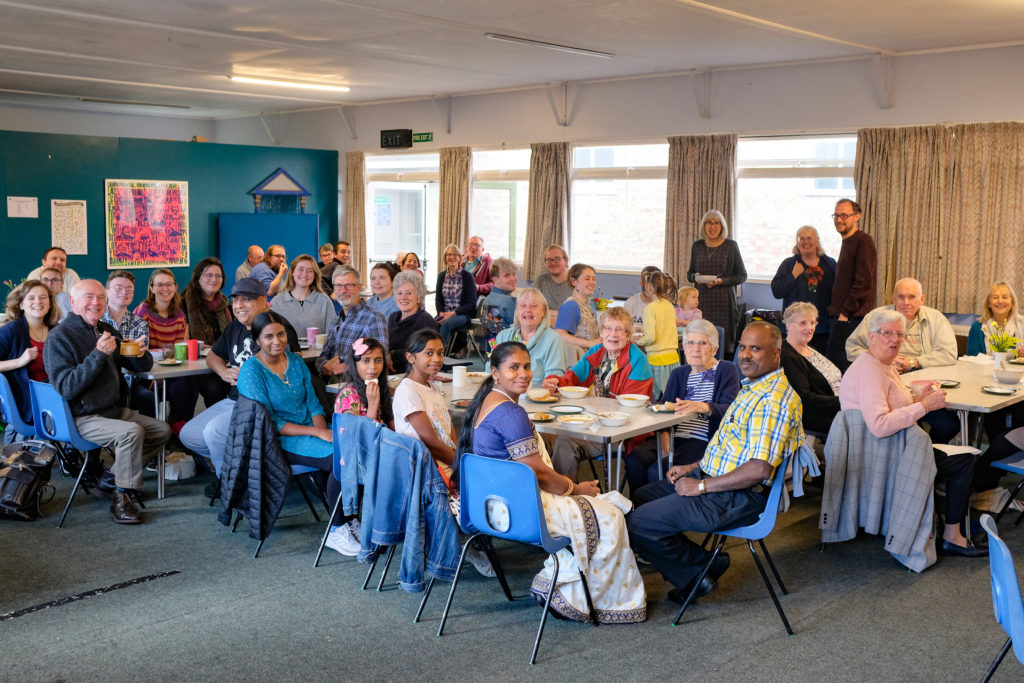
[
  {"x1": 595, "y1": 353, "x2": 618, "y2": 397},
  {"x1": 805, "y1": 264, "x2": 824, "y2": 292}
]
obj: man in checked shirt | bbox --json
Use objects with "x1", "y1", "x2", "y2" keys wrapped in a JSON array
[{"x1": 627, "y1": 321, "x2": 805, "y2": 604}]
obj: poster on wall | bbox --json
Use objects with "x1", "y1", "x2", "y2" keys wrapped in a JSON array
[
  {"x1": 104, "y1": 179, "x2": 189, "y2": 269},
  {"x1": 51, "y1": 199, "x2": 88, "y2": 254}
]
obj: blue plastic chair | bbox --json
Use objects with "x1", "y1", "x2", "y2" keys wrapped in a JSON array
[
  {"x1": 714, "y1": 325, "x2": 725, "y2": 361},
  {"x1": 980, "y1": 514, "x2": 1024, "y2": 681},
  {"x1": 991, "y1": 451, "x2": 1024, "y2": 525},
  {"x1": 29, "y1": 380, "x2": 110, "y2": 528},
  {"x1": 673, "y1": 455, "x2": 794, "y2": 634},
  {"x1": 419, "y1": 452, "x2": 597, "y2": 665},
  {"x1": 0, "y1": 372, "x2": 35, "y2": 442}
]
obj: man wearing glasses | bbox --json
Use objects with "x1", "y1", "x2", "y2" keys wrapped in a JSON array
[
  {"x1": 826, "y1": 199, "x2": 876, "y2": 371},
  {"x1": 462, "y1": 235, "x2": 493, "y2": 296},
  {"x1": 318, "y1": 266, "x2": 388, "y2": 377},
  {"x1": 38, "y1": 267, "x2": 71, "y2": 321},
  {"x1": 532, "y1": 244, "x2": 573, "y2": 316},
  {"x1": 250, "y1": 244, "x2": 288, "y2": 296},
  {"x1": 844, "y1": 277, "x2": 959, "y2": 443}
]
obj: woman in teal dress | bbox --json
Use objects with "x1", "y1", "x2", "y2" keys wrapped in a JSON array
[{"x1": 457, "y1": 341, "x2": 646, "y2": 623}]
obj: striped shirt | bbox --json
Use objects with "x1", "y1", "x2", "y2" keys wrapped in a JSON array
[
  {"x1": 699, "y1": 367, "x2": 803, "y2": 482},
  {"x1": 674, "y1": 365, "x2": 717, "y2": 441},
  {"x1": 133, "y1": 303, "x2": 187, "y2": 348}
]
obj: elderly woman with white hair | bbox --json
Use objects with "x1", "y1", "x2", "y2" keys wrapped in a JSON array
[
  {"x1": 771, "y1": 226, "x2": 837, "y2": 353},
  {"x1": 624, "y1": 319, "x2": 741, "y2": 495},
  {"x1": 687, "y1": 209, "x2": 747, "y2": 355},
  {"x1": 839, "y1": 308, "x2": 983, "y2": 557},
  {"x1": 388, "y1": 270, "x2": 439, "y2": 373},
  {"x1": 780, "y1": 301, "x2": 842, "y2": 435},
  {"x1": 490, "y1": 287, "x2": 574, "y2": 386}
]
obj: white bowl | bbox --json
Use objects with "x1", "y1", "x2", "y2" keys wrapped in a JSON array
[
  {"x1": 994, "y1": 368, "x2": 1024, "y2": 384},
  {"x1": 556, "y1": 414, "x2": 595, "y2": 431},
  {"x1": 596, "y1": 411, "x2": 628, "y2": 427},
  {"x1": 616, "y1": 393, "x2": 649, "y2": 408},
  {"x1": 527, "y1": 387, "x2": 551, "y2": 401},
  {"x1": 558, "y1": 386, "x2": 589, "y2": 399}
]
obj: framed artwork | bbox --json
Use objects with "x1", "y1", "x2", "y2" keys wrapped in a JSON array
[{"x1": 105, "y1": 179, "x2": 190, "y2": 268}]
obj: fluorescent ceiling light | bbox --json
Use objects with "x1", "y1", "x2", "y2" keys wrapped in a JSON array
[
  {"x1": 78, "y1": 97, "x2": 190, "y2": 109},
  {"x1": 229, "y1": 76, "x2": 350, "y2": 93},
  {"x1": 484, "y1": 33, "x2": 614, "y2": 59}
]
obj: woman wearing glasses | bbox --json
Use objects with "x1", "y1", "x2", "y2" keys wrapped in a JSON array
[
  {"x1": 623, "y1": 319, "x2": 740, "y2": 495},
  {"x1": 839, "y1": 309, "x2": 983, "y2": 557},
  {"x1": 779, "y1": 302, "x2": 841, "y2": 435}
]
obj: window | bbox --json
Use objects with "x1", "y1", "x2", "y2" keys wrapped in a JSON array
[
  {"x1": 570, "y1": 143, "x2": 668, "y2": 271},
  {"x1": 470, "y1": 149, "x2": 530, "y2": 262},
  {"x1": 734, "y1": 136, "x2": 856, "y2": 280},
  {"x1": 365, "y1": 153, "x2": 439, "y2": 279}
]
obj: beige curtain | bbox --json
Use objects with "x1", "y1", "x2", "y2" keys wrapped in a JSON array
[
  {"x1": 437, "y1": 146, "x2": 471, "y2": 267},
  {"x1": 523, "y1": 142, "x2": 570, "y2": 280},
  {"x1": 856, "y1": 122, "x2": 1024, "y2": 312},
  {"x1": 344, "y1": 151, "x2": 367, "y2": 278},
  {"x1": 663, "y1": 134, "x2": 736, "y2": 281}
]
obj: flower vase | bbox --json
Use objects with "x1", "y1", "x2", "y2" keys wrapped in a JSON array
[{"x1": 993, "y1": 351, "x2": 1009, "y2": 374}]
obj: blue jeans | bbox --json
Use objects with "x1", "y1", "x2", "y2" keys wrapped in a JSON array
[
  {"x1": 439, "y1": 314, "x2": 469, "y2": 344},
  {"x1": 179, "y1": 398, "x2": 234, "y2": 475}
]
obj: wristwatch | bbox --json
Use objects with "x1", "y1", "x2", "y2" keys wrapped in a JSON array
[{"x1": 698, "y1": 479, "x2": 706, "y2": 494}]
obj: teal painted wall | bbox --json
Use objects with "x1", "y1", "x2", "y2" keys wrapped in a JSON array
[{"x1": 0, "y1": 130, "x2": 337, "y2": 296}]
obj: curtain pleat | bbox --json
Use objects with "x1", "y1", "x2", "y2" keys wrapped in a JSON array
[
  {"x1": 437, "y1": 146, "x2": 472, "y2": 266},
  {"x1": 344, "y1": 151, "x2": 367, "y2": 277},
  {"x1": 523, "y1": 142, "x2": 570, "y2": 280}
]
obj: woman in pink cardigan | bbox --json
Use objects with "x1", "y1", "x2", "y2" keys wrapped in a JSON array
[{"x1": 838, "y1": 309, "x2": 984, "y2": 557}]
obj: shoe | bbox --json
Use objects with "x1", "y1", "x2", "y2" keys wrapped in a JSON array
[
  {"x1": 465, "y1": 545, "x2": 497, "y2": 578},
  {"x1": 204, "y1": 480, "x2": 221, "y2": 500},
  {"x1": 349, "y1": 517, "x2": 361, "y2": 542},
  {"x1": 708, "y1": 552, "x2": 731, "y2": 581},
  {"x1": 110, "y1": 490, "x2": 143, "y2": 524},
  {"x1": 667, "y1": 577, "x2": 718, "y2": 604},
  {"x1": 325, "y1": 524, "x2": 360, "y2": 557},
  {"x1": 939, "y1": 540, "x2": 987, "y2": 557},
  {"x1": 95, "y1": 469, "x2": 117, "y2": 496}
]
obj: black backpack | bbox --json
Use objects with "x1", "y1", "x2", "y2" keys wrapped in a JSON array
[{"x1": 0, "y1": 441, "x2": 57, "y2": 522}]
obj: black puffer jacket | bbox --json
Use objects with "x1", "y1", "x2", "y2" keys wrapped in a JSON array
[{"x1": 218, "y1": 396, "x2": 291, "y2": 540}]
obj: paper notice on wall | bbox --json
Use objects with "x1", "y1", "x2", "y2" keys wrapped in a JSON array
[
  {"x1": 6, "y1": 196, "x2": 38, "y2": 218},
  {"x1": 51, "y1": 199, "x2": 88, "y2": 254}
]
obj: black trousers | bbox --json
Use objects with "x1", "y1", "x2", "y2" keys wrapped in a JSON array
[
  {"x1": 936, "y1": 450, "x2": 976, "y2": 526},
  {"x1": 826, "y1": 316, "x2": 863, "y2": 373},
  {"x1": 626, "y1": 473, "x2": 767, "y2": 591}
]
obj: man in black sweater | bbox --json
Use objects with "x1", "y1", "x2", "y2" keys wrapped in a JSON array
[{"x1": 44, "y1": 279, "x2": 171, "y2": 524}]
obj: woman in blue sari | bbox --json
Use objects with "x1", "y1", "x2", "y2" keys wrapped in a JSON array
[{"x1": 457, "y1": 341, "x2": 646, "y2": 623}]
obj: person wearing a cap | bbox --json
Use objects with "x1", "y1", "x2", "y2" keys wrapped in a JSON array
[{"x1": 179, "y1": 277, "x2": 300, "y2": 477}]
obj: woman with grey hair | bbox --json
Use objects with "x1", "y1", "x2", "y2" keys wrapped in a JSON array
[
  {"x1": 388, "y1": 270, "x2": 439, "y2": 372},
  {"x1": 780, "y1": 301, "x2": 841, "y2": 434},
  {"x1": 771, "y1": 226, "x2": 837, "y2": 353},
  {"x1": 686, "y1": 209, "x2": 747, "y2": 356},
  {"x1": 490, "y1": 288, "x2": 574, "y2": 386},
  {"x1": 434, "y1": 242, "x2": 477, "y2": 355},
  {"x1": 624, "y1": 318, "x2": 741, "y2": 495}
]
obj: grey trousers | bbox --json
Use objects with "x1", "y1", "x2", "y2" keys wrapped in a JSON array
[
  {"x1": 550, "y1": 436, "x2": 604, "y2": 481},
  {"x1": 75, "y1": 409, "x2": 172, "y2": 489}
]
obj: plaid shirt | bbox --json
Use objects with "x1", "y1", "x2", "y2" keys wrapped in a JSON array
[
  {"x1": 101, "y1": 307, "x2": 150, "y2": 343},
  {"x1": 316, "y1": 298, "x2": 388, "y2": 373},
  {"x1": 700, "y1": 368, "x2": 803, "y2": 482}
]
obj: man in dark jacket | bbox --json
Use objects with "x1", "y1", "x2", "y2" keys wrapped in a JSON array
[{"x1": 43, "y1": 279, "x2": 171, "y2": 524}]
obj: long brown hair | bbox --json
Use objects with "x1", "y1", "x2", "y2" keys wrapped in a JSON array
[
  {"x1": 144, "y1": 269, "x2": 182, "y2": 317},
  {"x1": 5, "y1": 280, "x2": 60, "y2": 327},
  {"x1": 282, "y1": 254, "x2": 326, "y2": 295}
]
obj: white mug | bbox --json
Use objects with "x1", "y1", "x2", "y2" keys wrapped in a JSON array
[{"x1": 452, "y1": 366, "x2": 467, "y2": 387}]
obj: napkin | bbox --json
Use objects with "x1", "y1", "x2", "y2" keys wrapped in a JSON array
[{"x1": 958, "y1": 354, "x2": 993, "y2": 364}]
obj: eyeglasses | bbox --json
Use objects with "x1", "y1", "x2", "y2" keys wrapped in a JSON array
[
  {"x1": 832, "y1": 213, "x2": 857, "y2": 220},
  {"x1": 41, "y1": 278, "x2": 61, "y2": 285},
  {"x1": 334, "y1": 282, "x2": 360, "y2": 290},
  {"x1": 200, "y1": 273, "x2": 223, "y2": 280},
  {"x1": 153, "y1": 283, "x2": 177, "y2": 289},
  {"x1": 544, "y1": 257, "x2": 564, "y2": 264},
  {"x1": 685, "y1": 339, "x2": 710, "y2": 347},
  {"x1": 874, "y1": 330, "x2": 907, "y2": 340},
  {"x1": 111, "y1": 285, "x2": 135, "y2": 293}
]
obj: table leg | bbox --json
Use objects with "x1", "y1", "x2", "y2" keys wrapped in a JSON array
[
  {"x1": 957, "y1": 409, "x2": 970, "y2": 448},
  {"x1": 155, "y1": 379, "x2": 166, "y2": 500},
  {"x1": 616, "y1": 442, "x2": 625, "y2": 492},
  {"x1": 656, "y1": 430, "x2": 664, "y2": 481},
  {"x1": 605, "y1": 442, "x2": 613, "y2": 492}
]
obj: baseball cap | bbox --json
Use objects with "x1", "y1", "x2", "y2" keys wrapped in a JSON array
[{"x1": 230, "y1": 277, "x2": 267, "y2": 298}]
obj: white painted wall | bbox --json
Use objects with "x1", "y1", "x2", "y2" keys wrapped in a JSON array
[{"x1": 0, "y1": 103, "x2": 214, "y2": 141}]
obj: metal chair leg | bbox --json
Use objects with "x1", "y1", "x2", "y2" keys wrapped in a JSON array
[
  {"x1": 56, "y1": 451, "x2": 90, "y2": 528},
  {"x1": 361, "y1": 554, "x2": 378, "y2": 590},
  {"x1": 994, "y1": 481, "x2": 1023, "y2": 523},
  {"x1": 480, "y1": 537, "x2": 513, "y2": 601},
  {"x1": 757, "y1": 539, "x2": 788, "y2": 594},
  {"x1": 672, "y1": 538, "x2": 725, "y2": 625},
  {"x1": 981, "y1": 636, "x2": 1012, "y2": 683},
  {"x1": 314, "y1": 490, "x2": 346, "y2": 568},
  {"x1": 748, "y1": 540, "x2": 793, "y2": 635},
  {"x1": 294, "y1": 476, "x2": 322, "y2": 522},
  {"x1": 437, "y1": 535, "x2": 477, "y2": 637},
  {"x1": 232, "y1": 513, "x2": 243, "y2": 532},
  {"x1": 577, "y1": 569, "x2": 598, "y2": 625},
  {"x1": 414, "y1": 576, "x2": 436, "y2": 623},
  {"x1": 253, "y1": 538, "x2": 265, "y2": 559},
  {"x1": 530, "y1": 552, "x2": 559, "y2": 665},
  {"x1": 376, "y1": 544, "x2": 397, "y2": 591}
]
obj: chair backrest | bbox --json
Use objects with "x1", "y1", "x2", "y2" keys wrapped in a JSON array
[
  {"x1": 332, "y1": 411, "x2": 346, "y2": 482},
  {"x1": 460, "y1": 452, "x2": 566, "y2": 554},
  {"x1": 723, "y1": 454, "x2": 791, "y2": 540},
  {"x1": 0, "y1": 372, "x2": 34, "y2": 437},
  {"x1": 28, "y1": 380, "x2": 99, "y2": 451},
  {"x1": 981, "y1": 514, "x2": 1024, "y2": 664},
  {"x1": 714, "y1": 325, "x2": 725, "y2": 361}
]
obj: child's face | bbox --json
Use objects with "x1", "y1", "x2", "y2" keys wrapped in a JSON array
[
  {"x1": 686, "y1": 291, "x2": 699, "y2": 308},
  {"x1": 406, "y1": 339, "x2": 445, "y2": 376},
  {"x1": 356, "y1": 348, "x2": 384, "y2": 382}
]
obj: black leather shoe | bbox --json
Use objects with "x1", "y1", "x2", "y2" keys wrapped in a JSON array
[
  {"x1": 95, "y1": 470, "x2": 117, "y2": 496},
  {"x1": 709, "y1": 552, "x2": 731, "y2": 581},
  {"x1": 667, "y1": 576, "x2": 718, "y2": 604},
  {"x1": 939, "y1": 540, "x2": 987, "y2": 557},
  {"x1": 110, "y1": 490, "x2": 143, "y2": 524}
]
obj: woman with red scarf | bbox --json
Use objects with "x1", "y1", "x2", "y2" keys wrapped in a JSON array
[{"x1": 770, "y1": 225, "x2": 836, "y2": 354}]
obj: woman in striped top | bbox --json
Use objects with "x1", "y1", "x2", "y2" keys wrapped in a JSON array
[
  {"x1": 135, "y1": 269, "x2": 189, "y2": 349},
  {"x1": 624, "y1": 319, "x2": 741, "y2": 496}
]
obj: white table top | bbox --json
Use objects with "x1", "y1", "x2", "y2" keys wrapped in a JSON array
[
  {"x1": 137, "y1": 346, "x2": 321, "y2": 381},
  {"x1": 904, "y1": 359, "x2": 1024, "y2": 414}
]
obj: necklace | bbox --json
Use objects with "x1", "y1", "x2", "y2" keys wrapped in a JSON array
[
  {"x1": 491, "y1": 387, "x2": 515, "y2": 403},
  {"x1": 259, "y1": 352, "x2": 290, "y2": 385}
]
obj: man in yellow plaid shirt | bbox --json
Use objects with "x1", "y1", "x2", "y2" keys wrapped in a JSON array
[{"x1": 627, "y1": 321, "x2": 805, "y2": 604}]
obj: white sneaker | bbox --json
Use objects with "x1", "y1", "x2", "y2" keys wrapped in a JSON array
[
  {"x1": 465, "y1": 544, "x2": 497, "y2": 578},
  {"x1": 325, "y1": 524, "x2": 360, "y2": 557},
  {"x1": 349, "y1": 517, "x2": 361, "y2": 542}
]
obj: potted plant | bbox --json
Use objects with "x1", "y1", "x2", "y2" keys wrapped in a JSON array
[{"x1": 988, "y1": 325, "x2": 1021, "y2": 368}]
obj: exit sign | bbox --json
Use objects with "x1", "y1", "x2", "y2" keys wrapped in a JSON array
[{"x1": 412, "y1": 132, "x2": 433, "y2": 143}]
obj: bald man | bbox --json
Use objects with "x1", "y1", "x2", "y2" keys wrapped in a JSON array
[
  {"x1": 44, "y1": 280, "x2": 171, "y2": 524},
  {"x1": 235, "y1": 244, "x2": 265, "y2": 283}
]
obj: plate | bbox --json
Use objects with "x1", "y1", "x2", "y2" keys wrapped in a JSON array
[
  {"x1": 647, "y1": 403, "x2": 676, "y2": 413},
  {"x1": 449, "y1": 399, "x2": 472, "y2": 409},
  {"x1": 938, "y1": 379, "x2": 960, "y2": 388},
  {"x1": 299, "y1": 343, "x2": 310, "y2": 350},
  {"x1": 526, "y1": 395, "x2": 558, "y2": 403},
  {"x1": 1008, "y1": 357, "x2": 1024, "y2": 365},
  {"x1": 529, "y1": 412, "x2": 554, "y2": 423},
  {"x1": 550, "y1": 405, "x2": 584, "y2": 415},
  {"x1": 982, "y1": 385, "x2": 1018, "y2": 395},
  {"x1": 157, "y1": 359, "x2": 183, "y2": 366}
]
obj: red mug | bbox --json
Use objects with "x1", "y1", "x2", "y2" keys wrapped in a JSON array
[{"x1": 187, "y1": 339, "x2": 199, "y2": 361}]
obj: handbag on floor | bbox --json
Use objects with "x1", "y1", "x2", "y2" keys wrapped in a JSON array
[{"x1": 0, "y1": 441, "x2": 57, "y2": 521}]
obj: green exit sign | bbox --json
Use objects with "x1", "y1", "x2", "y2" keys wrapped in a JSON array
[{"x1": 412, "y1": 132, "x2": 433, "y2": 143}]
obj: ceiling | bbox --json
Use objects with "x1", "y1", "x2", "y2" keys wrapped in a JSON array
[{"x1": 1, "y1": 0, "x2": 1023, "y2": 120}]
